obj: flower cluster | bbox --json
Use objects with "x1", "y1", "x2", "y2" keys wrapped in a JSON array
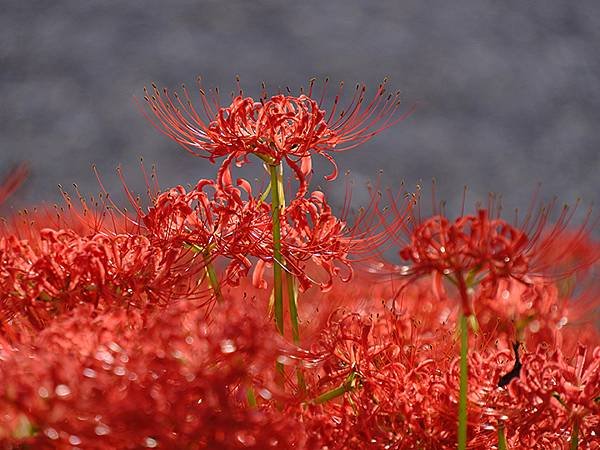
[
  {"x1": 142, "y1": 178, "x2": 272, "y2": 286},
  {"x1": 299, "y1": 281, "x2": 600, "y2": 449},
  {"x1": 0, "y1": 300, "x2": 304, "y2": 449},
  {"x1": 398, "y1": 204, "x2": 597, "y2": 315},
  {"x1": 0, "y1": 76, "x2": 598, "y2": 449},
  {"x1": 0, "y1": 228, "x2": 204, "y2": 331}
]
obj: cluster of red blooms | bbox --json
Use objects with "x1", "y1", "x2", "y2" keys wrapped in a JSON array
[
  {"x1": 0, "y1": 78, "x2": 599, "y2": 449},
  {"x1": 300, "y1": 271, "x2": 600, "y2": 449}
]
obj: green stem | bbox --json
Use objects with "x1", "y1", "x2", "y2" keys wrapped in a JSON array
[
  {"x1": 269, "y1": 164, "x2": 285, "y2": 336},
  {"x1": 458, "y1": 313, "x2": 469, "y2": 450},
  {"x1": 570, "y1": 418, "x2": 579, "y2": 450},
  {"x1": 286, "y1": 272, "x2": 300, "y2": 343},
  {"x1": 286, "y1": 271, "x2": 306, "y2": 392},
  {"x1": 312, "y1": 372, "x2": 358, "y2": 404},
  {"x1": 314, "y1": 384, "x2": 348, "y2": 404},
  {"x1": 246, "y1": 387, "x2": 257, "y2": 407},
  {"x1": 498, "y1": 424, "x2": 508, "y2": 450},
  {"x1": 269, "y1": 164, "x2": 286, "y2": 382},
  {"x1": 203, "y1": 251, "x2": 223, "y2": 303}
]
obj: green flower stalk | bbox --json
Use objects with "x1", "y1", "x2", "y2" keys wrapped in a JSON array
[{"x1": 269, "y1": 163, "x2": 285, "y2": 336}]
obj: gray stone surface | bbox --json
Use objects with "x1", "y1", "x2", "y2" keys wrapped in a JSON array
[{"x1": 1, "y1": 1, "x2": 599, "y2": 219}]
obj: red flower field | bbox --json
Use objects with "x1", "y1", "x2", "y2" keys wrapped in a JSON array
[{"x1": 0, "y1": 78, "x2": 598, "y2": 449}]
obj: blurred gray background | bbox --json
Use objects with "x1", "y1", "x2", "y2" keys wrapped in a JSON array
[{"x1": 1, "y1": 0, "x2": 600, "y2": 217}]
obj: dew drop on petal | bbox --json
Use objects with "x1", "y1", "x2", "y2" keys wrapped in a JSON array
[
  {"x1": 236, "y1": 431, "x2": 256, "y2": 446},
  {"x1": 55, "y1": 384, "x2": 71, "y2": 397},
  {"x1": 185, "y1": 373, "x2": 196, "y2": 382},
  {"x1": 83, "y1": 368, "x2": 97, "y2": 378},
  {"x1": 38, "y1": 386, "x2": 49, "y2": 398},
  {"x1": 259, "y1": 388, "x2": 272, "y2": 400},
  {"x1": 558, "y1": 316, "x2": 568, "y2": 328},
  {"x1": 95, "y1": 424, "x2": 111, "y2": 436},
  {"x1": 113, "y1": 366, "x2": 126, "y2": 376},
  {"x1": 220, "y1": 339, "x2": 236, "y2": 354},
  {"x1": 69, "y1": 435, "x2": 82, "y2": 445},
  {"x1": 108, "y1": 341, "x2": 123, "y2": 353},
  {"x1": 529, "y1": 320, "x2": 541, "y2": 333},
  {"x1": 95, "y1": 349, "x2": 115, "y2": 364},
  {"x1": 45, "y1": 428, "x2": 59, "y2": 440},
  {"x1": 501, "y1": 290, "x2": 510, "y2": 300},
  {"x1": 145, "y1": 437, "x2": 158, "y2": 448}
]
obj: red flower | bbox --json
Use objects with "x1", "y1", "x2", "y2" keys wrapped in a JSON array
[
  {"x1": 142, "y1": 176, "x2": 272, "y2": 287},
  {"x1": 400, "y1": 210, "x2": 530, "y2": 279},
  {"x1": 0, "y1": 300, "x2": 305, "y2": 449},
  {"x1": 490, "y1": 344, "x2": 600, "y2": 448},
  {"x1": 396, "y1": 203, "x2": 599, "y2": 315},
  {"x1": 0, "y1": 228, "x2": 202, "y2": 330},
  {"x1": 251, "y1": 186, "x2": 409, "y2": 292},
  {"x1": 143, "y1": 78, "x2": 409, "y2": 192}
]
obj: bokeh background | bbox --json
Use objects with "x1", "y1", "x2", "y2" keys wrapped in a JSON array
[{"x1": 2, "y1": 1, "x2": 600, "y2": 218}]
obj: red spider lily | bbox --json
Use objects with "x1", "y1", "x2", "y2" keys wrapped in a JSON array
[
  {"x1": 250, "y1": 185, "x2": 411, "y2": 293},
  {"x1": 477, "y1": 278, "x2": 566, "y2": 345},
  {"x1": 0, "y1": 163, "x2": 28, "y2": 207},
  {"x1": 475, "y1": 275, "x2": 600, "y2": 352},
  {"x1": 0, "y1": 299, "x2": 305, "y2": 449},
  {"x1": 298, "y1": 306, "x2": 507, "y2": 449},
  {"x1": 142, "y1": 77, "x2": 409, "y2": 194},
  {"x1": 280, "y1": 191, "x2": 356, "y2": 292},
  {"x1": 400, "y1": 210, "x2": 528, "y2": 279},
  {"x1": 142, "y1": 176, "x2": 272, "y2": 287},
  {"x1": 298, "y1": 292, "x2": 600, "y2": 449},
  {"x1": 0, "y1": 228, "x2": 206, "y2": 330},
  {"x1": 477, "y1": 344, "x2": 600, "y2": 449},
  {"x1": 395, "y1": 200, "x2": 599, "y2": 315}
]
